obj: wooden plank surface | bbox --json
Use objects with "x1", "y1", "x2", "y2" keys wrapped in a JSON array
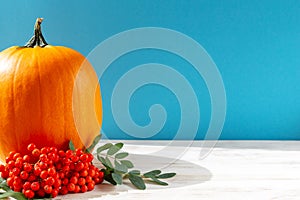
[{"x1": 30, "y1": 141, "x2": 300, "y2": 199}]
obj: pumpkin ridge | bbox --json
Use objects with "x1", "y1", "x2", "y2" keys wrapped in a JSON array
[
  {"x1": 11, "y1": 50, "x2": 24, "y2": 152},
  {"x1": 34, "y1": 49, "x2": 43, "y2": 142},
  {"x1": 51, "y1": 47, "x2": 68, "y2": 143}
]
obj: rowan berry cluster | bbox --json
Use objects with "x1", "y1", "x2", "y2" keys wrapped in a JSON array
[{"x1": 0, "y1": 143, "x2": 104, "y2": 199}]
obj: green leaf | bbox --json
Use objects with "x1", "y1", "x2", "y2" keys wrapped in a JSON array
[
  {"x1": 115, "y1": 152, "x2": 129, "y2": 159},
  {"x1": 86, "y1": 134, "x2": 102, "y2": 153},
  {"x1": 96, "y1": 143, "x2": 113, "y2": 154},
  {"x1": 104, "y1": 174, "x2": 117, "y2": 185},
  {"x1": 97, "y1": 155, "x2": 111, "y2": 169},
  {"x1": 0, "y1": 180, "x2": 10, "y2": 192},
  {"x1": 105, "y1": 156, "x2": 113, "y2": 168},
  {"x1": 143, "y1": 170, "x2": 161, "y2": 178},
  {"x1": 69, "y1": 140, "x2": 75, "y2": 151},
  {"x1": 115, "y1": 142, "x2": 124, "y2": 149},
  {"x1": 114, "y1": 160, "x2": 128, "y2": 173},
  {"x1": 107, "y1": 143, "x2": 124, "y2": 155},
  {"x1": 120, "y1": 160, "x2": 134, "y2": 168},
  {"x1": 157, "y1": 173, "x2": 176, "y2": 179},
  {"x1": 0, "y1": 191, "x2": 27, "y2": 200},
  {"x1": 128, "y1": 174, "x2": 146, "y2": 190},
  {"x1": 129, "y1": 170, "x2": 141, "y2": 175},
  {"x1": 149, "y1": 177, "x2": 168, "y2": 186},
  {"x1": 97, "y1": 155, "x2": 106, "y2": 165},
  {"x1": 111, "y1": 173, "x2": 123, "y2": 185}
]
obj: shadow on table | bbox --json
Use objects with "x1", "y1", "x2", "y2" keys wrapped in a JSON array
[
  {"x1": 59, "y1": 154, "x2": 211, "y2": 199},
  {"x1": 126, "y1": 153, "x2": 212, "y2": 190}
]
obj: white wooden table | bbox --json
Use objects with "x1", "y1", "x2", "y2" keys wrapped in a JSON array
[{"x1": 47, "y1": 141, "x2": 300, "y2": 199}]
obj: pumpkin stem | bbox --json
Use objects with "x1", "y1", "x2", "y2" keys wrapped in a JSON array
[{"x1": 24, "y1": 18, "x2": 48, "y2": 47}]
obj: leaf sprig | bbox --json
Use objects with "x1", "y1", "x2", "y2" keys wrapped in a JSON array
[
  {"x1": 96, "y1": 143, "x2": 176, "y2": 190},
  {"x1": 0, "y1": 177, "x2": 27, "y2": 200}
]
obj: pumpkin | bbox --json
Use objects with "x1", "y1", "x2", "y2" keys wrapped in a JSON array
[{"x1": 0, "y1": 18, "x2": 102, "y2": 161}]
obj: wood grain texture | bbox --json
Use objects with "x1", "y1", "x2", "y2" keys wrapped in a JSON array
[{"x1": 49, "y1": 141, "x2": 300, "y2": 200}]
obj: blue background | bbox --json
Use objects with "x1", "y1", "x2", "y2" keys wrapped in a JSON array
[{"x1": 0, "y1": 0, "x2": 299, "y2": 140}]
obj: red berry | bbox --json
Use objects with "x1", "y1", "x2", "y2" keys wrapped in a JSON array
[
  {"x1": 62, "y1": 178, "x2": 69, "y2": 185},
  {"x1": 59, "y1": 186, "x2": 68, "y2": 195},
  {"x1": 98, "y1": 171, "x2": 104, "y2": 179},
  {"x1": 70, "y1": 176, "x2": 78, "y2": 184},
  {"x1": 23, "y1": 155, "x2": 30, "y2": 163},
  {"x1": 46, "y1": 177, "x2": 55, "y2": 186},
  {"x1": 85, "y1": 175, "x2": 93, "y2": 183},
  {"x1": 58, "y1": 150, "x2": 65, "y2": 158},
  {"x1": 5, "y1": 156, "x2": 11, "y2": 163},
  {"x1": 8, "y1": 151, "x2": 17, "y2": 159},
  {"x1": 70, "y1": 162, "x2": 75, "y2": 170},
  {"x1": 27, "y1": 143, "x2": 36, "y2": 152},
  {"x1": 81, "y1": 185, "x2": 88, "y2": 193},
  {"x1": 80, "y1": 170, "x2": 88, "y2": 177},
  {"x1": 53, "y1": 154, "x2": 60, "y2": 163},
  {"x1": 40, "y1": 170, "x2": 48, "y2": 179},
  {"x1": 50, "y1": 147, "x2": 58, "y2": 154},
  {"x1": 7, "y1": 160, "x2": 15, "y2": 169},
  {"x1": 39, "y1": 162, "x2": 48, "y2": 170},
  {"x1": 12, "y1": 167, "x2": 21, "y2": 176},
  {"x1": 20, "y1": 171, "x2": 29, "y2": 180},
  {"x1": 55, "y1": 162, "x2": 62, "y2": 170},
  {"x1": 0, "y1": 164, "x2": 5, "y2": 172},
  {"x1": 62, "y1": 165, "x2": 70, "y2": 172},
  {"x1": 75, "y1": 148, "x2": 83, "y2": 156},
  {"x1": 37, "y1": 189, "x2": 45, "y2": 198},
  {"x1": 87, "y1": 153, "x2": 94, "y2": 162},
  {"x1": 15, "y1": 158, "x2": 23, "y2": 168},
  {"x1": 53, "y1": 179, "x2": 61, "y2": 188},
  {"x1": 87, "y1": 182, "x2": 95, "y2": 191},
  {"x1": 32, "y1": 149, "x2": 41, "y2": 157},
  {"x1": 44, "y1": 185, "x2": 53, "y2": 194},
  {"x1": 78, "y1": 177, "x2": 86, "y2": 186},
  {"x1": 67, "y1": 183, "x2": 75, "y2": 192},
  {"x1": 73, "y1": 172, "x2": 80, "y2": 177},
  {"x1": 23, "y1": 181, "x2": 31, "y2": 190},
  {"x1": 13, "y1": 177, "x2": 22, "y2": 186},
  {"x1": 51, "y1": 189, "x2": 59, "y2": 197},
  {"x1": 6, "y1": 177, "x2": 14, "y2": 186},
  {"x1": 84, "y1": 162, "x2": 90, "y2": 169},
  {"x1": 23, "y1": 163, "x2": 32, "y2": 172},
  {"x1": 47, "y1": 167, "x2": 56, "y2": 176},
  {"x1": 41, "y1": 147, "x2": 49, "y2": 154},
  {"x1": 71, "y1": 155, "x2": 79, "y2": 162},
  {"x1": 58, "y1": 172, "x2": 65, "y2": 179},
  {"x1": 75, "y1": 162, "x2": 84, "y2": 171},
  {"x1": 65, "y1": 150, "x2": 73, "y2": 158},
  {"x1": 24, "y1": 189, "x2": 35, "y2": 198},
  {"x1": 31, "y1": 181, "x2": 40, "y2": 191},
  {"x1": 94, "y1": 177, "x2": 102, "y2": 184},
  {"x1": 80, "y1": 154, "x2": 88, "y2": 162},
  {"x1": 1, "y1": 169, "x2": 9, "y2": 179},
  {"x1": 13, "y1": 152, "x2": 21, "y2": 160},
  {"x1": 62, "y1": 158, "x2": 71, "y2": 165},
  {"x1": 33, "y1": 167, "x2": 42, "y2": 176},
  {"x1": 88, "y1": 169, "x2": 96, "y2": 177},
  {"x1": 74, "y1": 185, "x2": 81, "y2": 193},
  {"x1": 39, "y1": 154, "x2": 48, "y2": 162},
  {"x1": 47, "y1": 152, "x2": 56, "y2": 161},
  {"x1": 13, "y1": 185, "x2": 22, "y2": 192},
  {"x1": 28, "y1": 174, "x2": 37, "y2": 182}
]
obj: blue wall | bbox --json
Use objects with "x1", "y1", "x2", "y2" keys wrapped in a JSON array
[{"x1": 0, "y1": 0, "x2": 299, "y2": 140}]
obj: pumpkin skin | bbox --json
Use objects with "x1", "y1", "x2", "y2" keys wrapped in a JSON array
[{"x1": 0, "y1": 23, "x2": 102, "y2": 161}]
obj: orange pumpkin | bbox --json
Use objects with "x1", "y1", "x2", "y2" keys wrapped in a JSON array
[{"x1": 0, "y1": 18, "x2": 102, "y2": 161}]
